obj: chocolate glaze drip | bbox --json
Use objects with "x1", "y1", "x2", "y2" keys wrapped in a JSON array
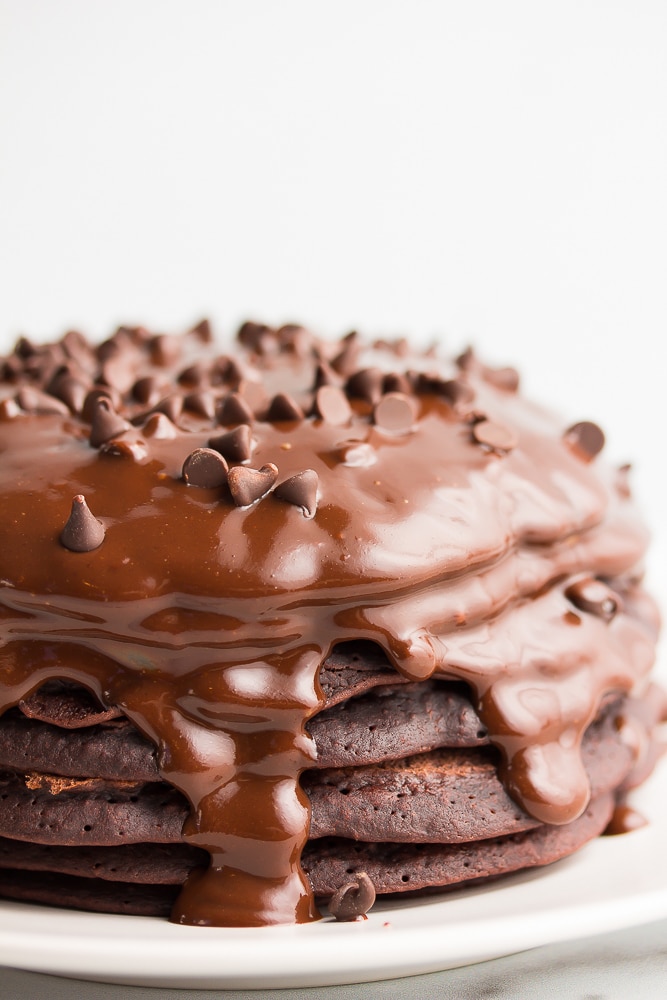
[{"x1": 0, "y1": 321, "x2": 659, "y2": 926}]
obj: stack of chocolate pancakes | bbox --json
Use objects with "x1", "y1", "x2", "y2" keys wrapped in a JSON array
[{"x1": 0, "y1": 320, "x2": 662, "y2": 925}]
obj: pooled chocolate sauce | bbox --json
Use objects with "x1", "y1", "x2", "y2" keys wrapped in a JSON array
[{"x1": 0, "y1": 321, "x2": 659, "y2": 926}]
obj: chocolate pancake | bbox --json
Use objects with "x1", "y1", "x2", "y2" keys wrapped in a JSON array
[{"x1": 0, "y1": 320, "x2": 662, "y2": 926}]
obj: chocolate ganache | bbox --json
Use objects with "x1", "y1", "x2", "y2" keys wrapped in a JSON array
[{"x1": 0, "y1": 320, "x2": 660, "y2": 926}]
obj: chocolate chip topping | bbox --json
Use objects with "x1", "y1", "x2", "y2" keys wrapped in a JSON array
[
  {"x1": 16, "y1": 387, "x2": 70, "y2": 416},
  {"x1": 472, "y1": 419, "x2": 518, "y2": 453},
  {"x1": 564, "y1": 421, "x2": 605, "y2": 462},
  {"x1": 227, "y1": 463, "x2": 279, "y2": 507},
  {"x1": 267, "y1": 393, "x2": 305, "y2": 422},
  {"x1": 218, "y1": 393, "x2": 254, "y2": 426},
  {"x1": 373, "y1": 392, "x2": 418, "y2": 433},
  {"x1": 153, "y1": 395, "x2": 183, "y2": 424},
  {"x1": 142, "y1": 412, "x2": 178, "y2": 439},
  {"x1": 346, "y1": 367, "x2": 384, "y2": 404},
  {"x1": 484, "y1": 366, "x2": 520, "y2": 392},
  {"x1": 132, "y1": 376, "x2": 162, "y2": 407},
  {"x1": 274, "y1": 470, "x2": 319, "y2": 517},
  {"x1": 314, "y1": 385, "x2": 352, "y2": 426},
  {"x1": 184, "y1": 391, "x2": 216, "y2": 420},
  {"x1": 328, "y1": 872, "x2": 376, "y2": 921},
  {"x1": 89, "y1": 398, "x2": 132, "y2": 448},
  {"x1": 182, "y1": 449, "x2": 229, "y2": 489},
  {"x1": 59, "y1": 496, "x2": 105, "y2": 553},
  {"x1": 565, "y1": 578, "x2": 619, "y2": 622},
  {"x1": 208, "y1": 425, "x2": 253, "y2": 463}
]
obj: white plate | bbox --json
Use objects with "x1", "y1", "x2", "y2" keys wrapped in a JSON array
[{"x1": 0, "y1": 754, "x2": 666, "y2": 990}]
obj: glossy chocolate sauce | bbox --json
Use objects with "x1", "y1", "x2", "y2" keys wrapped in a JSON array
[{"x1": 0, "y1": 322, "x2": 660, "y2": 925}]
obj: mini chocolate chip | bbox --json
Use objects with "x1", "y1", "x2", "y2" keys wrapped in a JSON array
[
  {"x1": 312, "y1": 362, "x2": 339, "y2": 390},
  {"x1": 616, "y1": 463, "x2": 632, "y2": 499},
  {"x1": 0, "y1": 398, "x2": 21, "y2": 420},
  {"x1": 141, "y1": 412, "x2": 178, "y2": 439},
  {"x1": 150, "y1": 334, "x2": 181, "y2": 367},
  {"x1": 132, "y1": 376, "x2": 162, "y2": 406},
  {"x1": 47, "y1": 372, "x2": 89, "y2": 414},
  {"x1": 455, "y1": 346, "x2": 476, "y2": 371},
  {"x1": 373, "y1": 392, "x2": 418, "y2": 433},
  {"x1": 183, "y1": 390, "x2": 217, "y2": 419},
  {"x1": 153, "y1": 395, "x2": 183, "y2": 424},
  {"x1": 60, "y1": 495, "x2": 105, "y2": 552},
  {"x1": 484, "y1": 366, "x2": 520, "y2": 392},
  {"x1": 228, "y1": 463, "x2": 279, "y2": 507},
  {"x1": 82, "y1": 387, "x2": 120, "y2": 423},
  {"x1": 190, "y1": 318, "x2": 213, "y2": 343},
  {"x1": 16, "y1": 387, "x2": 70, "y2": 416},
  {"x1": 330, "y1": 336, "x2": 360, "y2": 376},
  {"x1": 329, "y1": 872, "x2": 376, "y2": 921},
  {"x1": 89, "y1": 398, "x2": 133, "y2": 448},
  {"x1": 267, "y1": 392, "x2": 305, "y2": 422},
  {"x1": 314, "y1": 385, "x2": 352, "y2": 426},
  {"x1": 177, "y1": 362, "x2": 207, "y2": 388},
  {"x1": 218, "y1": 392, "x2": 254, "y2": 426},
  {"x1": 99, "y1": 436, "x2": 149, "y2": 462},
  {"x1": 564, "y1": 421, "x2": 605, "y2": 461},
  {"x1": 382, "y1": 372, "x2": 413, "y2": 395},
  {"x1": 436, "y1": 378, "x2": 474, "y2": 406},
  {"x1": 98, "y1": 357, "x2": 135, "y2": 394},
  {"x1": 209, "y1": 424, "x2": 253, "y2": 462},
  {"x1": 472, "y1": 419, "x2": 518, "y2": 453},
  {"x1": 346, "y1": 367, "x2": 384, "y2": 404},
  {"x1": 565, "y1": 578, "x2": 619, "y2": 621},
  {"x1": 274, "y1": 470, "x2": 318, "y2": 517},
  {"x1": 182, "y1": 448, "x2": 229, "y2": 489}
]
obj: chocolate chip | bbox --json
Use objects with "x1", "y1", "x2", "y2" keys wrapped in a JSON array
[
  {"x1": 346, "y1": 368, "x2": 384, "y2": 404},
  {"x1": 99, "y1": 436, "x2": 149, "y2": 462},
  {"x1": 328, "y1": 872, "x2": 376, "y2": 921},
  {"x1": 141, "y1": 413, "x2": 178, "y2": 439},
  {"x1": 434, "y1": 378, "x2": 474, "y2": 406},
  {"x1": 228, "y1": 463, "x2": 279, "y2": 507},
  {"x1": 0, "y1": 398, "x2": 21, "y2": 420},
  {"x1": 82, "y1": 387, "x2": 120, "y2": 423},
  {"x1": 153, "y1": 396, "x2": 183, "y2": 424},
  {"x1": 46, "y1": 372, "x2": 89, "y2": 413},
  {"x1": 330, "y1": 335, "x2": 360, "y2": 376},
  {"x1": 472, "y1": 419, "x2": 518, "y2": 453},
  {"x1": 183, "y1": 390, "x2": 216, "y2": 420},
  {"x1": 89, "y1": 398, "x2": 133, "y2": 448},
  {"x1": 190, "y1": 318, "x2": 213, "y2": 343},
  {"x1": 373, "y1": 392, "x2": 418, "y2": 433},
  {"x1": 16, "y1": 387, "x2": 70, "y2": 416},
  {"x1": 274, "y1": 470, "x2": 319, "y2": 517},
  {"x1": 132, "y1": 376, "x2": 162, "y2": 406},
  {"x1": 208, "y1": 424, "x2": 253, "y2": 462},
  {"x1": 149, "y1": 334, "x2": 181, "y2": 367},
  {"x1": 314, "y1": 386, "x2": 352, "y2": 426},
  {"x1": 177, "y1": 363, "x2": 208, "y2": 388},
  {"x1": 311, "y1": 362, "x2": 338, "y2": 390},
  {"x1": 484, "y1": 366, "x2": 520, "y2": 392},
  {"x1": 382, "y1": 372, "x2": 412, "y2": 395},
  {"x1": 267, "y1": 393, "x2": 305, "y2": 422},
  {"x1": 564, "y1": 421, "x2": 605, "y2": 461},
  {"x1": 565, "y1": 578, "x2": 619, "y2": 621},
  {"x1": 182, "y1": 448, "x2": 229, "y2": 489},
  {"x1": 615, "y1": 463, "x2": 632, "y2": 499},
  {"x1": 218, "y1": 392, "x2": 254, "y2": 426},
  {"x1": 60, "y1": 495, "x2": 105, "y2": 552},
  {"x1": 98, "y1": 357, "x2": 135, "y2": 395}
]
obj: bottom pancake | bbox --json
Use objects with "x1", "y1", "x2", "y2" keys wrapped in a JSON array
[{"x1": 0, "y1": 792, "x2": 613, "y2": 916}]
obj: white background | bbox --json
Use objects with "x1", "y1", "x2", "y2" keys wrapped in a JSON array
[{"x1": 0, "y1": 0, "x2": 666, "y2": 616}]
